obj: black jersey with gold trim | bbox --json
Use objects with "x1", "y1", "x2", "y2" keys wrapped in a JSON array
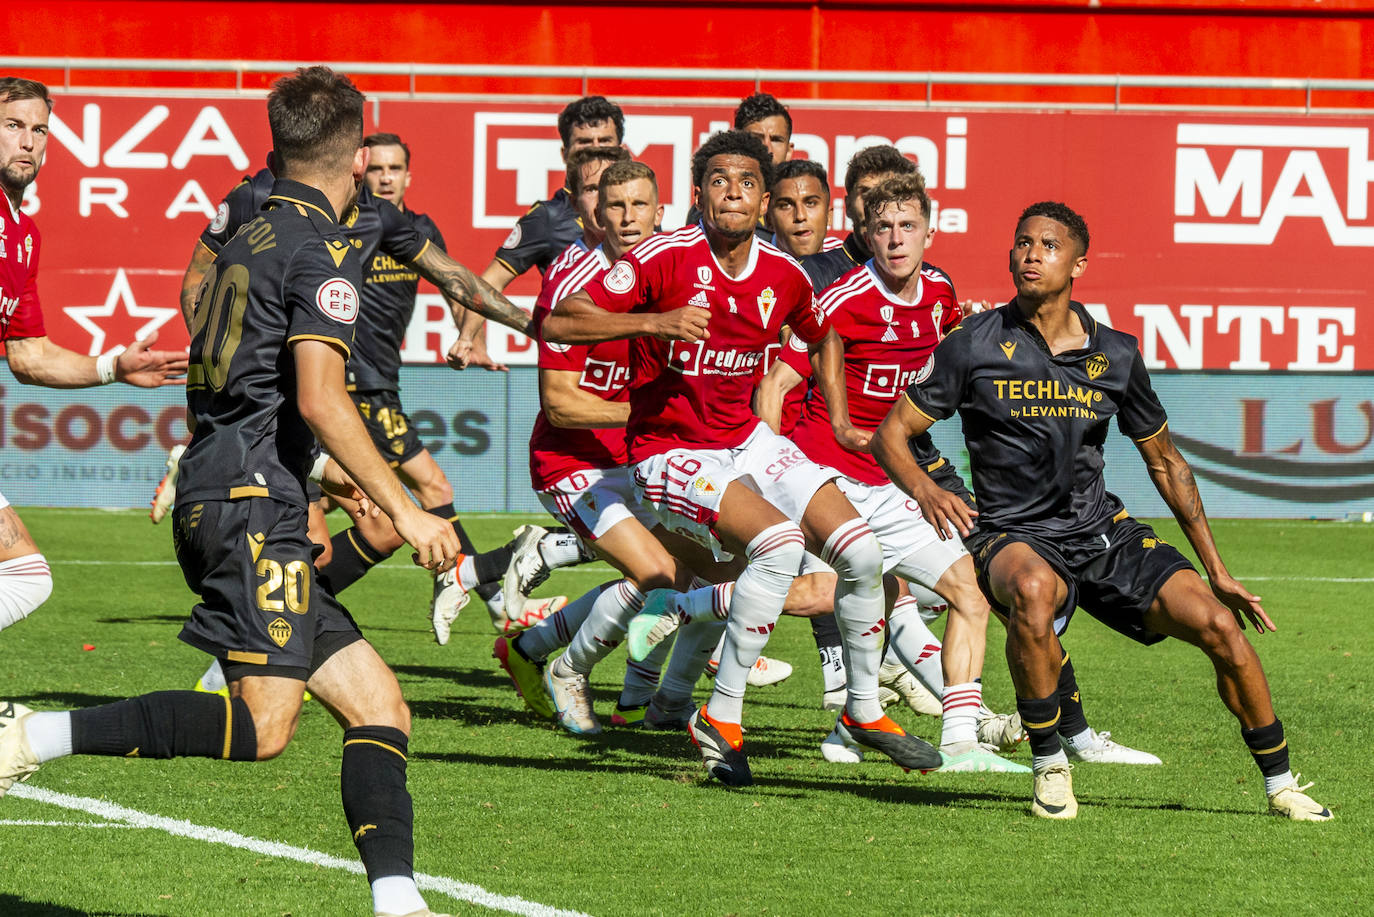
[
  {"x1": 491, "y1": 187, "x2": 582, "y2": 278},
  {"x1": 904, "y1": 300, "x2": 1168, "y2": 539},
  {"x1": 347, "y1": 209, "x2": 444, "y2": 392},
  {"x1": 200, "y1": 168, "x2": 275, "y2": 256},
  {"x1": 179, "y1": 179, "x2": 361, "y2": 507}
]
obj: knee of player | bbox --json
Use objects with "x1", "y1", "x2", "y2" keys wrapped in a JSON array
[
  {"x1": 1005, "y1": 570, "x2": 1061, "y2": 620},
  {"x1": 1192, "y1": 604, "x2": 1252, "y2": 662},
  {"x1": 0, "y1": 553, "x2": 53, "y2": 629},
  {"x1": 250, "y1": 715, "x2": 300, "y2": 760},
  {"x1": 824, "y1": 524, "x2": 883, "y2": 583},
  {"x1": 747, "y1": 521, "x2": 807, "y2": 572}
]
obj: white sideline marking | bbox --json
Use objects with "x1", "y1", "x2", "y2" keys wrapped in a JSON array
[
  {"x1": 0, "y1": 818, "x2": 134, "y2": 828},
  {"x1": 10, "y1": 784, "x2": 592, "y2": 917}
]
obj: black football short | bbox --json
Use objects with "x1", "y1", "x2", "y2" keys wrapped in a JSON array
[
  {"x1": 352, "y1": 389, "x2": 426, "y2": 466},
  {"x1": 965, "y1": 515, "x2": 1194, "y2": 645},
  {"x1": 928, "y1": 460, "x2": 975, "y2": 511},
  {"x1": 173, "y1": 497, "x2": 363, "y2": 679}
]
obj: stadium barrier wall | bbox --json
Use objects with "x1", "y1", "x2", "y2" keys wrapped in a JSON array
[{"x1": 1, "y1": 365, "x2": 1369, "y2": 518}]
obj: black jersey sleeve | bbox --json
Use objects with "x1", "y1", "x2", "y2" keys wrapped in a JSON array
[
  {"x1": 492, "y1": 203, "x2": 554, "y2": 276},
  {"x1": 200, "y1": 177, "x2": 259, "y2": 255},
  {"x1": 413, "y1": 214, "x2": 446, "y2": 252},
  {"x1": 903, "y1": 323, "x2": 973, "y2": 423},
  {"x1": 376, "y1": 198, "x2": 432, "y2": 265},
  {"x1": 1117, "y1": 347, "x2": 1170, "y2": 442},
  {"x1": 284, "y1": 241, "x2": 360, "y2": 359}
]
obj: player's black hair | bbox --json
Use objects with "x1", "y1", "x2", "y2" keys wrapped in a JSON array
[
  {"x1": 0, "y1": 77, "x2": 52, "y2": 111},
  {"x1": 772, "y1": 159, "x2": 829, "y2": 197},
  {"x1": 363, "y1": 132, "x2": 411, "y2": 166},
  {"x1": 564, "y1": 145, "x2": 631, "y2": 194},
  {"x1": 268, "y1": 67, "x2": 364, "y2": 172},
  {"x1": 860, "y1": 173, "x2": 931, "y2": 228},
  {"x1": 691, "y1": 130, "x2": 774, "y2": 191},
  {"x1": 1018, "y1": 201, "x2": 1090, "y2": 255},
  {"x1": 733, "y1": 92, "x2": 792, "y2": 136},
  {"x1": 843, "y1": 144, "x2": 916, "y2": 199},
  {"x1": 558, "y1": 96, "x2": 626, "y2": 147}
]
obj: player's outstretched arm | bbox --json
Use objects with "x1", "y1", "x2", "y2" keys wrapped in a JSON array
[
  {"x1": 180, "y1": 241, "x2": 217, "y2": 332},
  {"x1": 294, "y1": 339, "x2": 459, "y2": 571},
  {"x1": 408, "y1": 245, "x2": 535, "y2": 338},
  {"x1": 446, "y1": 310, "x2": 507, "y2": 372},
  {"x1": 812, "y1": 329, "x2": 871, "y2": 452},
  {"x1": 6, "y1": 330, "x2": 188, "y2": 389},
  {"x1": 542, "y1": 290, "x2": 709, "y2": 345},
  {"x1": 480, "y1": 258, "x2": 518, "y2": 294},
  {"x1": 754, "y1": 358, "x2": 803, "y2": 433},
  {"x1": 540, "y1": 368, "x2": 631, "y2": 429},
  {"x1": 872, "y1": 396, "x2": 977, "y2": 540},
  {"x1": 1136, "y1": 426, "x2": 1274, "y2": 633}
]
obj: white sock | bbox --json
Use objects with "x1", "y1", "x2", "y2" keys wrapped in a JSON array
[
  {"x1": 1064, "y1": 727, "x2": 1097, "y2": 754},
  {"x1": 563, "y1": 580, "x2": 644, "y2": 675},
  {"x1": 371, "y1": 875, "x2": 426, "y2": 916},
  {"x1": 705, "y1": 522, "x2": 804, "y2": 724},
  {"x1": 941, "y1": 682, "x2": 982, "y2": 747},
  {"x1": 674, "y1": 581, "x2": 732, "y2": 624},
  {"x1": 0, "y1": 553, "x2": 52, "y2": 631},
  {"x1": 539, "y1": 532, "x2": 584, "y2": 568},
  {"x1": 822, "y1": 519, "x2": 885, "y2": 724},
  {"x1": 24, "y1": 711, "x2": 73, "y2": 763},
  {"x1": 198, "y1": 659, "x2": 227, "y2": 693},
  {"x1": 514, "y1": 582, "x2": 608, "y2": 661},
  {"x1": 1032, "y1": 749, "x2": 1070, "y2": 773},
  {"x1": 885, "y1": 595, "x2": 944, "y2": 697},
  {"x1": 456, "y1": 555, "x2": 479, "y2": 590},
  {"x1": 708, "y1": 633, "x2": 724, "y2": 668},
  {"x1": 659, "y1": 618, "x2": 722, "y2": 703},
  {"x1": 1265, "y1": 769, "x2": 1296, "y2": 796}
]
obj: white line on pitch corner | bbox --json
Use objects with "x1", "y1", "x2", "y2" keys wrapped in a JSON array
[{"x1": 10, "y1": 784, "x2": 593, "y2": 917}]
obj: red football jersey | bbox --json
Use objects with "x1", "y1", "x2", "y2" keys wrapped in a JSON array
[
  {"x1": 529, "y1": 241, "x2": 633, "y2": 490},
  {"x1": 790, "y1": 261, "x2": 959, "y2": 485},
  {"x1": 0, "y1": 199, "x2": 46, "y2": 341},
  {"x1": 582, "y1": 225, "x2": 827, "y2": 461}
]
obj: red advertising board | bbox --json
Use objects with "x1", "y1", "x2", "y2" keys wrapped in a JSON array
[{"x1": 15, "y1": 95, "x2": 1374, "y2": 372}]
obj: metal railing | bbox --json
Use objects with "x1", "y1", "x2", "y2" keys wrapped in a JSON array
[{"x1": 4, "y1": 57, "x2": 1373, "y2": 113}]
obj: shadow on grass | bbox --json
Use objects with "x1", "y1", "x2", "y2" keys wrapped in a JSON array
[
  {"x1": 94, "y1": 614, "x2": 186, "y2": 625},
  {"x1": 392, "y1": 664, "x2": 510, "y2": 692},
  {"x1": 0, "y1": 893, "x2": 135, "y2": 916}
]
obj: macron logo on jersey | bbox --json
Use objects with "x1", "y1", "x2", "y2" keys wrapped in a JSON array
[{"x1": 316, "y1": 278, "x2": 359, "y2": 324}]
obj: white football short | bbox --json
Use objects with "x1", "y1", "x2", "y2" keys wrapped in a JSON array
[
  {"x1": 0, "y1": 490, "x2": 9, "y2": 511},
  {"x1": 833, "y1": 476, "x2": 968, "y2": 589},
  {"x1": 536, "y1": 466, "x2": 658, "y2": 543},
  {"x1": 633, "y1": 422, "x2": 837, "y2": 559}
]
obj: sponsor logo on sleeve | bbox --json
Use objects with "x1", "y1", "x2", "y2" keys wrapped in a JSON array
[{"x1": 316, "y1": 278, "x2": 359, "y2": 324}]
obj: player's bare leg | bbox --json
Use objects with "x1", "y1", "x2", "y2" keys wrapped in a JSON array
[{"x1": 0, "y1": 505, "x2": 51, "y2": 634}]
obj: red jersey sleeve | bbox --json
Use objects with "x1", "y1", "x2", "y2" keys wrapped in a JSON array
[
  {"x1": 6, "y1": 229, "x2": 45, "y2": 340},
  {"x1": 784, "y1": 273, "x2": 828, "y2": 345},
  {"x1": 780, "y1": 331, "x2": 813, "y2": 378}
]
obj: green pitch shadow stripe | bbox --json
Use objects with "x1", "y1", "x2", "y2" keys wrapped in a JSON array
[{"x1": 10, "y1": 784, "x2": 592, "y2": 917}]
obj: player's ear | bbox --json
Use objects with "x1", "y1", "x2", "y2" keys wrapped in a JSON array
[
  {"x1": 352, "y1": 146, "x2": 370, "y2": 183},
  {"x1": 655, "y1": 202, "x2": 665, "y2": 226},
  {"x1": 1071, "y1": 254, "x2": 1087, "y2": 279}
]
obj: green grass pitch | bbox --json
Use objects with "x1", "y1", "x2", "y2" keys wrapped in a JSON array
[{"x1": 0, "y1": 508, "x2": 1370, "y2": 916}]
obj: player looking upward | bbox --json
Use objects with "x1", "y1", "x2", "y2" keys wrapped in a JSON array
[
  {"x1": 684, "y1": 93, "x2": 793, "y2": 238},
  {"x1": 0, "y1": 67, "x2": 464, "y2": 917},
  {"x1": 873, "y1": 201, "x2": 1331, "y2": 821},
  {"x1": 0, "y1": 77, "x2": 186, "y2": 636},
  {"x1": 545, "y1": 131, "x2": 942, "y2": 785}
]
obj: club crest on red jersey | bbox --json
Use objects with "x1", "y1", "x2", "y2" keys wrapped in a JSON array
[{"x1": 757, "y1": 286, "x2": 777, "y2": 326}]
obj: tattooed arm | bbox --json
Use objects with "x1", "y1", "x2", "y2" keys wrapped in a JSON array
[
  {"x1": 1137, "y1": 425, "x2": 1269, "y2": 630},
  {"x1": 408, "y1": 244, "x2": 535, "y2": 339}
]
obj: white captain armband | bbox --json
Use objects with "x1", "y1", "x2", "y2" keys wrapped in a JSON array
[{"x1": 308, "y1": 452, "x2": 331, "y2": 483}]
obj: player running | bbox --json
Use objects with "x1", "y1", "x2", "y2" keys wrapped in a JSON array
[
  {"x1": 545, "y1": 131, "x2": 941, "y2": 785},
  {"x1": 874, "y1": 201, "x2": 1331, "y2": 821},
  {"x1": 0, "y1": 67, "x2": 463, "y2": 916}
]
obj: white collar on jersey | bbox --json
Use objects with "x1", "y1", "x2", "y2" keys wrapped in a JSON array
[
  {"x1": 703, "y1": 223, "x2": 760, "y2": 282},
  {"x1": 864, "y1": 260, "x2": 924, "y2": 306},
  {"x1": 590, "y1": 243, "x2": 611, "y2": 270},
  {"x1": 4, "y1": 191, "x2": 22, "y2": 224}
]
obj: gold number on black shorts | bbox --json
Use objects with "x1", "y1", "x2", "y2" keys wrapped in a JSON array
[
  {"x1": 376, "y1": 406, "x2": 407, "y2": 438},
  {"x1": 255, "y1": 558, "x2": 311, "y2": 614},
  {"x1": 192, "y1": 262, "x2": 249, "y2": 391}
]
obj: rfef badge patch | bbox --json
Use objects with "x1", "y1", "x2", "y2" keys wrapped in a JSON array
[
  {"x1": 604, "y1": 260, "x2": 636, "y2": 295},
  {"x1": 316, "y1": 278, "x2": 359, "y2": 323}
]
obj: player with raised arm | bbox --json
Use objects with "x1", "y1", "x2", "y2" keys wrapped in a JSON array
[
  {"x1": 0, "y1": 68, "x2": 464, "y2": 917},
  {"x1": 0, "y1": 77, "x2": 186, "y2": 636},
  {"x1": 544, "y1": 131, "x2": 941, "y2": 785},
  {"x1": 873, "y1": 201, "x2": 1331, "y2": 821}
]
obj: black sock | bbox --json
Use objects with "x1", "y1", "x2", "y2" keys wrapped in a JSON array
[
  {"x1": 425, "y1": 505, "x2": 503, "y2": 602},
  {"x1": 325, "y1": 528, "x2": 394, "y2": 593},
  {"x1": 342, "y1": 725, "x2": 414, "y2": 883},
  {"x1": 810, "y1": 614, "x2": 845, "y2": 692},
  {"x1": 1242, "y1": 719, "x2": 1290, "y2": 780},
  {"x1": 71, "y1": 691, "x2": 256, "y2": 760},
  {"x1": 473, "y1": 541, "x2": 516, "y2": 585},
  {"x1": 1056, "y1": 652, "x2": 1090, "y2": 739},
  {"x1": 1016, "y1": 693, "x2": 1063, "y2": 759}
]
